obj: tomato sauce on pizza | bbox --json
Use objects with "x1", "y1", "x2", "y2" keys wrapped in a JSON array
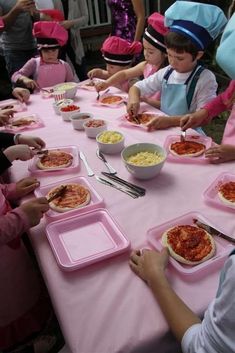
[
  {"x1": 37, "y1": 151, "x2": 73, "y2": 169},
  {"x1": 100, "y1": 96, "x2": 122, "y2": 104},
  {"x1": 170, "y1": 141, "x2": 206, "y2": 157},
  {"x1": 218, "y1": 181, "x2": 235, "y2": 204},
  {"x1": 129, "y1": 113, "x2": 155, "y2": 125},
  {"x1": 11, "y1": 117, "x2": 36, "y2": 127}
]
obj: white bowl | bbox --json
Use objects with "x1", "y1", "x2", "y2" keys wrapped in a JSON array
[
  {"x1": 70, "y1": 112, "x2": 93, "y2": 130},
  {"x1": 53, "y1": 99, "x2": 74, "y2": 115},
  {"x1": 60, "y1": 104, "x2": 80, "y2": 121},
  {"x1": 121, "y1": 143, "x2": 167, "y2": 180},
  {"x1": 53, "y1": 82, "x2": 78, "y2": 99},
  {"x1": 96, "y1": 130, "x2": 125, "y2": 154},
  {"x1": 83, "y1": 119, "x2": 107, "y2": 138}
]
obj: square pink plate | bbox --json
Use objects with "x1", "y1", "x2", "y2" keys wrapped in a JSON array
[
  {"x1": 2, "y1": 113, "x2": 44, "y2": 132},
  {"x1": 45, "y1": 208, "x2": 130, "y2": 270},
  {"x1": 147, "y1": 211, "x2": 233, "y2": 279}
]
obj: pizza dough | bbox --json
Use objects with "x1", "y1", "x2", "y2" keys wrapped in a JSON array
[
  {"x1": 100, "y1": 96, "x2": 122, "y2": 104},
  {"x1": 218, "y1": 181, "x2": 235, "y2": 207},
  {"x1": 37, "y1": 150, "x2": 73, "y2": 170},
  {"x1": 47, "y1": 183, "x2": 91, "y2": 212},
  {"x1": 162, "y1": 224, "x2": 216, "y2": 265},
  {"x1": 11, "y1": 116, "x2": 36, "y2": 127},
  {"x1": 169, "y1": 141, "x2": 206, "y2": 157},
  {"x1": 129, "y1": 113, "x2": 155, "y2": 125}
]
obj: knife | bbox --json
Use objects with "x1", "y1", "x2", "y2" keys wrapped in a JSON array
[
  {"x1": 194, "y1": 219, "x2": 235, "y2": 244},
  {"x1": 101, "y1": 172, "x2": 146, "y2": 196},
  {"x1": 95, "y1": 175, "x2": 139, "y2": 199},
  {"x1": 96, "y1": 149, "x2": 116, "y2": 175},
  {"x1": 79, "y1": 151, "x2": 94, "y2": 176},
  {"x1": 47, "y1": 185, "x2": 67, "y2": 203}
]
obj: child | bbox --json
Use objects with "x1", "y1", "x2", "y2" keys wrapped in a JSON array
[
  {"x1": 12, "y1": 21, "x2": 74, "y2": 90},
  {"x1": 129, "y1": 247, "x2": 235, "y2": 353},
  {"x1": 95, "y1": 12, "x2": 168, "y2": 106},
  {"x1": 88, "y1": 36, "x2": 142, "y2": 93},
  {"x1": 127, "y1": 1, "x2": 227, "y2": 131},
  {"x1": 181, "y1": 13, "x2": 235, "y2": 164}
]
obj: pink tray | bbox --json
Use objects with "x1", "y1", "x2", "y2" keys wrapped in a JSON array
[
  {"x1": 164, "y1": 134, "x2": 212, "y2": 163},
  {"x1": 77, "y1": 79, "x2": 101, "y2": 91},
  {"x1": 28, "y1": 145, "x2": 79, "y2": 174},
  {"x1": 2, "y1": 113, "x2": 44, "y2": 132},
  {"x1": 203, "y1": 172, "x2": 235, "y2": 211},
  {"x1": 35, "y1": 175, "x2": 104, "y2": 220},
  {"x1": 45, "y1": 208, "x2": 130, "y2": 270},
  {"x1": 118, "y1": 111, "x2": 159, "y2": 130},
  {"x1": 95, "y1": 94, "x2": 125, "y2": 108},
  {"x1": 0, "y1": 99, "x2": 27, "y2": 112},
  {"x1": 147, "y1": 211, "x2": 233, "y2": 279}
]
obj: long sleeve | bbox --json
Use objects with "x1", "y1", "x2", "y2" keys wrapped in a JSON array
[
  {"x1": 134, "y1": 67, "x2": 165, "y2": 97},
  {"x1": 0, "y1": 151, "x2": 12, "y2": 174},
  {"x1": 68, "y1": 0, "x2": 88, "y2": 28},
  {"x1": 11, "y1": 58, "x2": 37, "y2": 83},
  {"x1": 0, "y1": 132, "x2": 15, "y2": 148}
]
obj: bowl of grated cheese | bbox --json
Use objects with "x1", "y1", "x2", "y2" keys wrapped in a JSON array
[
  {"x1": 121, "y1": 143, "x2": 167, "y2": 179},
  {"x1": 96, "y1": 130, "x2": 125, "y2": 154},
  {"x1": 53, "y1": 82, "x2": 78, "y2": 99}
]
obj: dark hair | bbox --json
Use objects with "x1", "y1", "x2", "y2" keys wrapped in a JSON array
[{"x1": 164, "y1": 32, "x2": 199, "y2": 60}]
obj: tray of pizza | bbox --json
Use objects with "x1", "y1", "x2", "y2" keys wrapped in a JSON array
[
  {"x1": 77, "y1": 78, "x2": 101, "y2": 91},
  {"x1": 164, "y1": 134, "x2": 212, "y2": 163},
  {"x1": 35, "y1": 175, "x2": 104, "y2": 220},
  {"x1": 28, "y1": 145, "x2": 79, "y2": 174},
  {"x1": 118, "y1": 112, "x2": 159, "y2": 129},
  {"x1": 45, "y1": 208, "x2": 130, "y2": 271},
  {"x1": 147, "y1": 211, "x2": 233, "y2": 278},
  {"x1": 0, "y1": 99, "x2": 27, "y2": 112},
  {"x1": 95, "y1": 94, "x2": 125, "y2": 108},
  {"x1": 2, "y1": 113, "x2": 44, "y2": 132},
  {"x1": 203, "y1": 172, "x2": 235, "y2": 211}
]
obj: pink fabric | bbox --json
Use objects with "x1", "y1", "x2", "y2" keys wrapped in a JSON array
[
  {"x1": 33, "y1": 21, "x2": 68, "y2": 47},
  {"x1": 143, "y1": 63, "x2": 161, "y2": 100},
  {"x1": 39, "y1": 9, "x2": 65, "y2": 22},
  {"x1": 101, "y1": 36, "x2": 142, "y2": 55},
  {"x1": 6, "y1": 90, "x2": 235, "y2": 353},
  {"x1": 12, "y1": 57, "x2": 74, "y2": 88},
  {"x1": 0, "y1": 17, "x2": 4, "y2": 29},
  {"x1": 115, "y1": 79, "x2": 130, "y2": 93},
  {"x1": 147, "y1": 12, "x2": 168, "y2": 36}
]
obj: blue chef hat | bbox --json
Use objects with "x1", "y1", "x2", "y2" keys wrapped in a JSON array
[
  {"x1": 216, "y1": 13, "x2": 235, "y2": 79},
  {"x1": 165, "y1": 1, "x2": 227, "y2": 50}
]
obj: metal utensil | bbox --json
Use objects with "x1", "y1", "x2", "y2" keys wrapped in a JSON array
[
  {"x1": 194, "y1": 219, "x2": 235, "y2": 244},
  {"x1": 180, "y1": 130, "x2": 186, "y2": 142},
  {"x1": 79, "y1": 151, "x2": 95, "y2": 176},
  {"x1": 97, "y1": 88, "x2": 110, "y2": 101},
  {"x1": 47, "y1": 185, "x2": 67, "y2": 203},
  {"x1": 96, "y1": 149, "x2": 117, "y2": 175},
  {"x1": 95, "y1": 175, "x2": 139, "y2": 198},
  {"x1": 101, "y1": 172, "x2": 146, "y2": 196},
  {"x1": 35, "y1": 149, "x2": 49, "y2": 156}
]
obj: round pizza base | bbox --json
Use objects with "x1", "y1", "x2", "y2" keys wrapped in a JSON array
[
  {"x1": 37, "y1": 151, "x2": 73, "y2": 170},
  {"x1": 47, "y1": 183, "x2": 91, "y2": 213},
  {"x1": 169, "y1": 142, "x2": 205, "y2": 157},
  {"x1": 162, "y1": 226, "x2": 216, "y2": 265},
  {"x1": 218, "y1": 191, "x2": 235, "y2": 208}
]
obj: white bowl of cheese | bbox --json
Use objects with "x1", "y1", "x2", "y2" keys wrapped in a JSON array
[{"x1": 96, "y1": 130, "x2": 125, "y2": 154}]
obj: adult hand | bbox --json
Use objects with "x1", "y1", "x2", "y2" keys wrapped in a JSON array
[
  {"x1": 60, "y1": 20, "x2": 73, "y2": 30},
  {"x1": 17, "y1": 135, "x2": 46, "y2": 149},
  {"x1": 0, "y1": 108, "x2": 14, "y2": 126},
  {"x1": 15, "y1": 177, "x2": 40, "y2": 198},
  {"x1": 4, "y1": 144, "x2": 35, "y2": 162},
  {"x1": 12, "y1": 87, "x2": 30, "y2": 103},
  {"x1": 14, "y1": 0, "x2": 36, "y2": 12},
  {"x1": 205, "y1": 144, "x2": 235, "y2": 164},
  {"x1": 20, "y1": 197, "x2": 49, "y2": 227}
]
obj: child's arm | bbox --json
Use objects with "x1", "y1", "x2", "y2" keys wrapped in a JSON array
[
  {"x1": 11, "y1": 58, "x2": 38, "y2": 90},
  {"x1": 146, "y1": 115, "x2": 181, "y2": 131},
  {"x1": 127, "y1": 85, "x2": 141, "y2": 116},
  {"x1": 88, "y1": 68, "x2": 110, "y2": 80},
  {"x1": 205, "y1": 144, "x2": 235, "y2": 163}
]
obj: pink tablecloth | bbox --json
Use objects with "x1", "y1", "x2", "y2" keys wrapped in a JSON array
[{"x1": 6, "y1": 87, "x2": 235, "y2": 353}]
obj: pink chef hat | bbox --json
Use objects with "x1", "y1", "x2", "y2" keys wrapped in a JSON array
[
  {"x1": 39, "y1": 9, "x2": 65, "y2": 22},
  {"x1": 33, "y1": 21, "x2": 68, "y2": 49},
  {"x1": 0, "y1": 17, "x2": 4, "y2": 29},
  {"x1": 101, "y1": 36, "x2": 142, "y2": 66},
  {"x1": 143, "y1": 12, "x2": 168, "y2": 52}
]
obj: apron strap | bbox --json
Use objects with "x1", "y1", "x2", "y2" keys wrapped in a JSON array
[
  {"x1": 163, "y1": 67, "x2": 174, "y2": 82},
  {"x1": 229, "y1": 249, "x2": 235, "y2": 256},
  {"x1": 186, "y1": 66, "x2": 204, "y2": 109}
]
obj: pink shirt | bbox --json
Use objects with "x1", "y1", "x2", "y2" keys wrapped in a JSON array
[
  {"x1": 12, "y1": 57, "x2": 75, "y2": 88},
  {"x1": 143, "y1": 63, "x2": 161, "y2": 100}
]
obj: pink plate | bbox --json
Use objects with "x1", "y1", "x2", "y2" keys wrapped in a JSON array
[
  {"x1": 2, "y1": 113, "x2": 44, "y2": 132},
  {"x1": 77, "y1": 79, "x2": 100, "y2": 91},
  {"x1": 118, "y1": 111, "x2": 158, "y2": 130},
  {"x1": 28, "y1": 145, "x2": 79, "y2": 174},
  {"x1": 35, "y1": 175, "x2": 104, "y2": 219},
  {"x1": 147, "y1": 211, "x2": 233, "y2": 279},
  {"x1": 0, "y1": 99, "x2": 27, "y2": 112},
  {"x1": 203, "y1": 172, "x2": 235, "y2": 211},
  {"x1": 164, "y1": 134, "x2": 212, "y2": 163},
  {"x1": 45, "y1": 208, "x2": 130, "y2": 270},
  {"x1": 95, "y1": 94, "x2": 125, "y2": 108}
]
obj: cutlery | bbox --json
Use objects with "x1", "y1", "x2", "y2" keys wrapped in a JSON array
[
  {"x1": 47, "y1": 185, "x2": 67, "y2": 203},
  {"x1": 96, "y1": 88, "x2": 110, "y2": 101},
  {"x1": 101, "y1": 172, "x2": 146, "y2": 196},
  {"x1": 180, "y1": 130, "x2": 186, "y2": 142},
  {"x1": 194, "y1": 218, "x2": 235, "y2": 244},
  {"x1": 96, "y1": 149, "x2": 117, "y2": 175},
  {"x1": 35, "y1": 149, "x2": 49, "y2": 156},
  {"x1": 79, "y1": 151, "x2": 95, "y2": 176},
  {"x1": 95, "y1": 175, "x2": 139, "y2": 199}
]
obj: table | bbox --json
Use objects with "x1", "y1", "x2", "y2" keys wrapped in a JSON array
[{"x1": 6, "y1": 86, "x2": 235, "y2": 353}]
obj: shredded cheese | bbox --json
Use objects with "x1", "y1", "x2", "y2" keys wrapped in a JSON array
[{"x1": 127, "y1": 151, "x2": 164, "y2": 166}]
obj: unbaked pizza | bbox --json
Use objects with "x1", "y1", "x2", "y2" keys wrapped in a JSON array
[
  {"x1": 47, "y1": 183, "x2": 91, "y2": 212},
  {"x1": 162, "y1": 224, "x2": 216, "y2": 265},
  {"x1": 100, "y1": 95, "x2": 122, "y2": 104},
  {"x1": 11, "y1": 116, "x2": 37, "y2": 127},
  {"x1": 169, "y1": 141, "x2": 206, "y2": 157},
  {"x1": 218, "y1": 181, "x2": 235, "y2": 207},
  {"x1": 37, "y1": 150, "x2": 73, "y2": 170},
  {"x1": 128, "y1": 113, "x2": 155, "y2": 125}
]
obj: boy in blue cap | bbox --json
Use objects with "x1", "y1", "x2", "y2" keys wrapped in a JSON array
[{"x1": 127, "y1": 1, "x2": 227, "y2": 131}]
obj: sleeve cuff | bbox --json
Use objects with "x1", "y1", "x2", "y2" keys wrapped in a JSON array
[{"x1": 181, "y1": 323, "x2": 202, "y2": 353}]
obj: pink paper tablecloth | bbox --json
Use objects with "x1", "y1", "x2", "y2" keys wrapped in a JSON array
[{"x1": 6, "y1": 88, "x2": 235, "y2": 353}]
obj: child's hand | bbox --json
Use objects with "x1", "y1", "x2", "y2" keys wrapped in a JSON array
[
  {"x1": 0, "y1": 109, "x2": 15, "y2": 126},
  {"x1": 20, "y1": 197, "x2": 49, "y2": 227},
  {"x1": 12, "y1": 87, "x2": 30, "y2": 103},
  {"x1": 19, "y1": 77, "x2": 37, "y2": 91},
  {"x1": 205, "y1": 144, "x2": 235, "y2": 163},
  {"x1": 146, "y1": 116, "x2": 175, "y2": 131},
  {"x1": 4, "y1": 145, "x2": 35, "y2": 162},
  {"x1": 126, "y1": 101, "x2": 140, "y2": 117},
  {"x1": 17, "y1": 135, "x2": 46, "y2": 149},
  {"x1": 180, "y1": 109, "x2": 208, "y2": 131},
  {"x1": 16, "y1": 177, "x2": 40, "y2": 198},
  {"x1": 95, "y1": 81, "x2": 109, "y2": 92},
  {"x1": 129, "y1": 248, "x2": 169, "y2": 284},
  {"x1": 88, "y1": 68, "x2": 103, "y2": 79}
]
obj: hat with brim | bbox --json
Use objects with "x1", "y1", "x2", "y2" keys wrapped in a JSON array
[{"x1": 33, "y1": 21, "x2": 68, "y2": 49}]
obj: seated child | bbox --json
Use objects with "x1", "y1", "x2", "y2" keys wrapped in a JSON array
[
  {"x1": 127, "y1": 1, "x2": 227, "y2": 131},
  {"x1": 88, "y1": 36, "x2": 142, "y2": 93},
  {"x1": 12, "y1": 21, "x2": 74, "y2": 90},
  {"x1": 95, "y1": 12, "x2": 168, "y2": 106}
]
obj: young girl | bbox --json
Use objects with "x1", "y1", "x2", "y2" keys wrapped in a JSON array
[
  {"x1": 12, "y1": 21, "x2": 74, "y2": 90},
  {"x1": 95, "y1": 12, "x2": 168, "y2": 106},
  {"x1": 87, "y1": 36, "x2": 142, "y2": 93},
  {"x1": 181, "y1": 13, "x2": 235, "y2": 164}
]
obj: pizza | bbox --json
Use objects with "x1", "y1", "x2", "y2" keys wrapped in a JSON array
[
  {"x1": 162, "y1": 224, "x2": 216, "y2": 265},
  {"x1": 47, "y1": 183, "x2": 91, "y2": 213},
  {"x1": 169, "y1": 140, "x2": 206, "y2": 157},
  {"x1": 128, "y1": 113, "x2": 155, "y2": 125},
  {"x1": 11, "y1": 116, "x2": 37, "y2": 127},
  {"x1": 37, "y1": 150, "x2": 73, "y2": 170},
  {"x1": 100, "y1": 95, "x2": 122, "y2": 104},
  {"x1": 218, "y1": 181, "x2": 235, "y2": 207}
]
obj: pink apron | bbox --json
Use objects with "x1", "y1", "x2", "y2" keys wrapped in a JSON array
[
  {"x1": 222, "y1": 105, "x2": 235, "y2": 145},
  {"x1": 143, "y1": 63, "x2": 160, "y2": 100},
  {"x1": 35, "y1": 58, "x2": 68, "y2": 88}
]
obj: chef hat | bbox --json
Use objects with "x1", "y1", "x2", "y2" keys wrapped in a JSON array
[
  {"x1": 165, "y1": 1, "x2": 227, "y2": 50},
  {"x1": 33, "y1": 21, "x2": 68, "y2": 49},
  {"x1": 143, "y1": 12, "x2": 168, "y2": 53},
  {"x1": 101, "y1": 36, "x2": 142, "y2": 66},
  {"x1": 0, "y1": 17, "x2": 4, "y2": 29},
  {"x1": 216, "y1": 13, "x2": 235, "y2": 79},
  {"x1": 39, "y1": 9, "x2": 65, "y2": 22}
]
